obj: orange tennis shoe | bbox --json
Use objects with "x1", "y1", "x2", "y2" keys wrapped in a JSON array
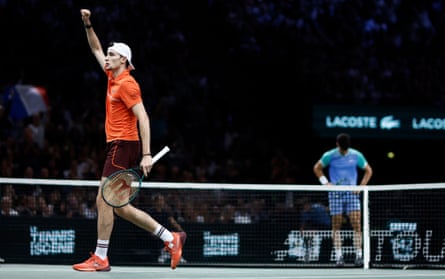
[
  {"x1": 164, "y1": 232, "x2": 187, "y2": 269},
  {"x1": 72, "y1": 253, "x2": 111, "y2": 272}
]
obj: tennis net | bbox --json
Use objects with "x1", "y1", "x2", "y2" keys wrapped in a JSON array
[{"x1": 0, "y1": 177, "x2": 444, "y2": 269}]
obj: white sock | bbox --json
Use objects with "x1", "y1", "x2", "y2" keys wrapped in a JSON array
[
  {"x1": 95, "y1": 239, "x2": 109, "y2": 260},
  {"x1": 336, "y1": 248, "x2": 342, "y2": 259},
  {"x1": 356, "y1": 248, "x2": 363, "y2": 258},
  {"x1": 154, "y1": 225, "x2": 173, "y2": 242}
]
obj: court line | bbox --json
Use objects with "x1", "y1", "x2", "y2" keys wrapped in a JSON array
[{"x1": 1, "y1": 265, "x2": 444, "y2": 279}]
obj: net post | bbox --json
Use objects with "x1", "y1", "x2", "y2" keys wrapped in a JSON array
[{"x1": 363, "y1": 186, "x2": 370, "y2": 269}]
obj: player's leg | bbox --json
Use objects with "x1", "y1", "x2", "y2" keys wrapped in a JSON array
[
  {"x1": 72, "y1": 177, "x2": 113, "y2": 272},
  {"x1": 73, "y1": 141, "x2": 137, "y2": 272},
  {"x1": 97, "y1": 178, "x2": 115, "y2": 241},
  {"x1": 347, "y1": 192, "x2": 363, "y2": 265},
  {"x1": 331, "y1": 214, "x2": 344, "y2": 265},
  {"x1": 115, "y1": 204, "x2": 186, "y2": 269},
  {"x1": 328, "y1": 192, "x2": 344, "y2": 265},
  {"x1": 349, "y1": 210, "x2": 362, "y2": 253}
]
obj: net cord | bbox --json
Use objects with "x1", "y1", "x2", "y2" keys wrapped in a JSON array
[{"x1": 0, "y1": 178, "x2": 443, "y2": 191}]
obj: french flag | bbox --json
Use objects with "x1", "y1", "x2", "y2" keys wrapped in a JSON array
[{"x1": 2, "y1": 84, "x2": 49, "y2": 121}]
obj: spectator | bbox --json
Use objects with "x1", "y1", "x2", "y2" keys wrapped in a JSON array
[
  {"x1": 81, "y1": 190, "x2": 97, "y2": 219},
  {"x1": 299, "y1": 197, "x2": 331, "y2": 231},
  {"x1": 65, "y1": 192, "x2": 83, "y2": 219},
  {"x1": 47, "y1": 189, "x2": 64, "y2": 216},
  {"x1": 37, "y1": 196, "x2": 53, "y2": 217},
  {"x1": 298, "y1": 197, "x2": 331, "y2": 263},
  {"x1": 1, "y1": 195, "x2": 19, "y2": 216}
]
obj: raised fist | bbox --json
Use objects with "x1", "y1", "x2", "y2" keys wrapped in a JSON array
[{"x1": 80, "y1": 9, "x2": 91, "y2": 18}]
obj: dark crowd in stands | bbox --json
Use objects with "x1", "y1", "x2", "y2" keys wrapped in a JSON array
[{"x1": 1, "y1": 0, "x2": 445, "y2": 221}]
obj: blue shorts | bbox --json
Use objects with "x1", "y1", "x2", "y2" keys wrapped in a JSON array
[{"x1": 328, "y1": 191, "x2": 361, "y2": 216}]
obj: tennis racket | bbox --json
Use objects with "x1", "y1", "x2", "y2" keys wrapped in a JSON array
[{"x1": 101, "y1": 146, "x2": 170, "y2": 208}]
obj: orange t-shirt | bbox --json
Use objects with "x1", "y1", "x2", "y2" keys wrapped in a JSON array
[{"x1": 105, "y1": 69, "x2": 142, "y2": 142}]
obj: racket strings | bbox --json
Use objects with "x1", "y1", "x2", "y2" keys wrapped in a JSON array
[{"x1": 103, "y1": 172, "x2": 139, "y2": 206}]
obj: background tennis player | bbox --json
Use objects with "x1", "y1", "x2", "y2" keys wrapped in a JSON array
[{"x1": 313, "y1": 133, "x2": 373, "y2": 266}]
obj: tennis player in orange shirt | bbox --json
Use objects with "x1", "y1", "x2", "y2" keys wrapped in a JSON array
[{"x1": 73, "y1": 8, "x2": 186, "y2": 272}]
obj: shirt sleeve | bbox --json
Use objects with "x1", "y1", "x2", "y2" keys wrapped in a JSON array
[
  {"x1": 120, "y1": 80, "x2": 142, "y2": 109},
  {"x1": 355, "y1": 150, "x2": 368, "y2": 169},
  {"x1": 320, "y1": 149, "x2": 335, "y2": 167}
]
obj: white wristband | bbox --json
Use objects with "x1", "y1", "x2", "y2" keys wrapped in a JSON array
[{"x1": 319, "y1": 176, "x2": 328, "y2": 185}]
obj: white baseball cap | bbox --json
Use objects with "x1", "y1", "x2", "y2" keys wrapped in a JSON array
[{"x1": 107, "y1": 42, "x2": 135, "y2": 70}]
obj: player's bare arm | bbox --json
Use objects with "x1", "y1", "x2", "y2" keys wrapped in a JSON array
[
  {"x1": 360, "y1": 164, "x2": 373, "y2": 186},
  {"x1": 314, "y1": 160, "x2": 330, "y2": 185},
  {"x1": 132, "y1": 103, "x2": 153, "y2": 175},
  {"x1": 80, "y1": 9, "x2": 106, "y2": 70}
]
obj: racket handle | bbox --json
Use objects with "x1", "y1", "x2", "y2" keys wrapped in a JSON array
[{"x1": 152, "y1": 146, "x2": 170, "y2": 164}]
